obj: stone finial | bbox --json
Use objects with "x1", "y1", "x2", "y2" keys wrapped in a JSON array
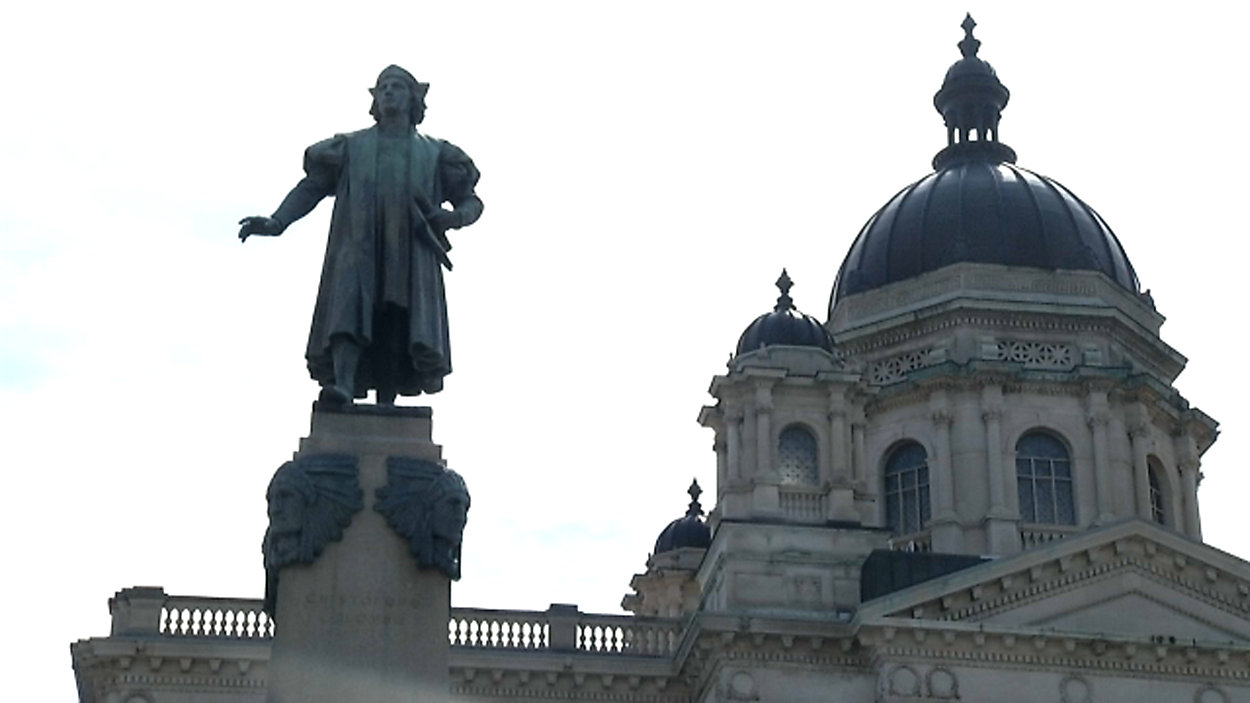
[
  {"x1": 687, "y1": 479, "x2": 704, "y2": 517},
  {"x1": 774, "y1": 269, "x2": 795, "y2": 312},
  {"x1": 959, "y1": 13, "x2": 981, "y2": 58}
]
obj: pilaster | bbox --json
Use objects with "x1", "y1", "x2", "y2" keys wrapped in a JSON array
[
  {"x1": 1085, "y1": 389, "x2": 1115, "y2": 525},
  {"x1": 980, "y1": 385, "x2": 1017, "y2": 553},
  {"x1": 928, "y1": 390, "x2": 960, "y2": 552}
]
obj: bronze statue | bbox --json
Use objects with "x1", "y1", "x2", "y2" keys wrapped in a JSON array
[{"x1": 239, "y1": 65, "x2": 483, "y2": 405}]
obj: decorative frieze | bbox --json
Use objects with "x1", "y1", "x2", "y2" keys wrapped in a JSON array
[
  {"x1": 870, "y1": 348, "x2": 938, "y2": 385},
  {"x1": 989, "y1": 340, "x2": 1075, "y2": 369}
]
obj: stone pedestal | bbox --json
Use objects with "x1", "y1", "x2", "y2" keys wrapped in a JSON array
[{"x1": 266, "y1": 405, "x2": 451, "y2": 703}]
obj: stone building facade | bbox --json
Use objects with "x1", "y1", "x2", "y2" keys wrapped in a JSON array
[{"x1": 72, "y1": 18, "x2": 1247, "y2": 703}]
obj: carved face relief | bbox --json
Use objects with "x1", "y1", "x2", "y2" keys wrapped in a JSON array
[
  {"x1": 375, "y1": 458, "x2": 470, "y2": 580},
  {"x1": 432, "y1": 491, "x2": 469, "y2": 543},
  {"x1": 266, "y1": 482, "x2": 306, "y2": 563},
  {"x1": 261, "y1": 455, "x2": 362, "y2": 617}
]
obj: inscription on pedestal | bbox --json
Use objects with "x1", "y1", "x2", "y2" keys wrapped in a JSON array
[{"x1": 303, "y1": 592, "x2": 423, "y2": 628}]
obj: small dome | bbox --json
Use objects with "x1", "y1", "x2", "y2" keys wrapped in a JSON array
[
  {"x1": 737, "y1": 270, "x2": 835, "y2": 356},
  {"x1": 829, "y1": 16, "x2": 1140, "y2": 310},
  {"x1": 654, "y1": 480, "x2": 711, "y2": 554}
]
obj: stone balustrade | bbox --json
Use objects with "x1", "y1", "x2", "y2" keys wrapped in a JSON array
[
  {"x1": 449, "y1": 607, "x2": 550, "y2": 649},
  {"x1": 778, "y1": 486, "x2": 825, "y2": 523},
  {"x1": 888, "y1": 530, "x2": 933, "y2": 552},
  {"x1": 576, "y1": 612, "x2": 680, "y2": 656},
  {"x1": 108, "y1": 587, "x2": 680, "y2": 657},
  {"x1": 1020, "y1": 523, "x2": 1080, "y2": 548},
  {"x1": 161, "y1": 595, "x2": 275, "y2": 639}
]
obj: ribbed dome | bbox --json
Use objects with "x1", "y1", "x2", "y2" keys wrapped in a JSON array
[
  {"x1": 829, "y1": 16, "x2": 1139, "y2": 309},
  {"x1": 654, "y1": 480, "x2": 711, "y2": 554},
  {"x1": 737, "y1": 270, "x2": 835, "y2": 356}
]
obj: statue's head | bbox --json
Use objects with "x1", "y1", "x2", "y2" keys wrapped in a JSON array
[
  {"x1": 261, "y1": 455, "x2": 362, "y2": 616},
  {"x1": 264, "y1": 461, "x2": 316, "y2": 567},
  {"x1": 369, "y1": 65, "x2": 429, "y2": 127},
  {"x1": 427, "y1": 470, "x2": 470, "y2": 575},
  {"x1": 374, "y1": 459, "x2": 470, "y2": 580}
]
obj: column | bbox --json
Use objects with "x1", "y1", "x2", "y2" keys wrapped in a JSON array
[
  {"x1": 1177, "y1": 434, "x2": 1202, "y2": 540},
  {"x1": 726, "y1": 410, "x2": 743, "y2": 481},
  {"x1": 851, "y1": 411, "x2": 867, "y2": 487},
  {"x1": 827, "y1": 394, "x2": 849, "y2": 484},
  {"x1": 754, "y1": 382, "x2": 775, "y2": 481},
  {"x1": 927, "y1": 391, "x2": 956, "y2": 521},
  {"x1": 928, "y1": 389, "x2": 960, "y2": 552},
  {"x1": 981, "y1": 385, "x2": 1018, "y2": 553},
  {"x1": 826, "y1": 391, "x2": 856, "y2": 521},
  {"x1": 750, "y1": 381, "x2": 780, "y2": 517},
  {"x1": 981, "y1": 386, "x2": 1007, "y2": 515},
  {"x1": 1086, "y1": 390, "x2": 1114, "y2": 524},
  {"x1": 1127, "y1": 408, "x2": 1151, "y2": 520}
]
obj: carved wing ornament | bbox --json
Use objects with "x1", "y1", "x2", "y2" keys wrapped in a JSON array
[
  {"x1": 375, "y1": 456, "x2": 470, "y2": 580},
  {"x1": 262, "y1": 454, "x2": 363, "y2": 615}
]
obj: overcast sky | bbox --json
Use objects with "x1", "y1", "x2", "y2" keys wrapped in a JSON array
[{"x1": 4, "y1": 2, "x2": 1249, "y2": 698}]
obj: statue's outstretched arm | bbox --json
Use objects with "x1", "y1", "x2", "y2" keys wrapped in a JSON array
[
  {"x1": 239, "y1": 175, "x2": 333, "y2": 243},
  {"x1": 239, "y1": 138, "x2": 341, "y2": 242}
]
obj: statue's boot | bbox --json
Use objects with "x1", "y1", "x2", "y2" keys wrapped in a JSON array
[{"x1": 320, "y1": 336, "x2": 360, "y2": 406}]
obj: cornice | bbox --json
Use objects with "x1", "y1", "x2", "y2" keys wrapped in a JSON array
[
  {"x1": 837, "y1": 307, "x2": 1184, "y2": 384},
  {"x1": 858, "y1": 621, "x2": 1250, "y2": 684}
]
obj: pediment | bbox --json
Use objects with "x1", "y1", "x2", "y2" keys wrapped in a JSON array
[
  {"x1": 979, "y1": 570, "x2": 1250, "y2": 643},
  {"x1": 860, "y1": 521, "x2": 1250, "y2": 646}
]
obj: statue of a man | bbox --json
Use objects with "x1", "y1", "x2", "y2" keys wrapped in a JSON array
[{"x1": 239, "y1": 65, "x2": 483, "y2": 406}]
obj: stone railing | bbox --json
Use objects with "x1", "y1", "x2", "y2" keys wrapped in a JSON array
[
  {"x1": 1020, "y1": 523, "x2": 1081, "y2": 549},
  {"x1": 161, "y1": 595, "x2": 275, "y2": 639},
  {"x1": 449, "y1": 607, "x2": 550, "y2": 649},
  {"x1": 887, "y1": 530, "x2": 932, "y2": 552},
  {"x1": 575, "y1": 612, "x2": 680, "y2": 656},
  {"x1": 778, "y1": 486, "x2": 825, "y2": 523},
  {"x1": 108, "y1": 588, "x2": 681, "y2": 658}
]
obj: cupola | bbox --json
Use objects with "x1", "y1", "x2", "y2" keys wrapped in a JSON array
[
  {"x1": 736, "y1": 270, "x2": 835, "y2": 356},
  {"x1": 830, "y1": 16, "x2": 1140, "y2": 310},
  {"x1": 653, "y1": 480, "x2": 711, "y2": 554}
]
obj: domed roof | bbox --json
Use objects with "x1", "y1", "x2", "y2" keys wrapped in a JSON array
[
  {"x1": 737, "y1": 270, "x2": 835, "y2": 356},
  {"x1": 830, "y1": 16, "x2": 1139, "y2": 309},
  {"x1": 654, "y1": 480, "x2": 711, "y2": 554}
]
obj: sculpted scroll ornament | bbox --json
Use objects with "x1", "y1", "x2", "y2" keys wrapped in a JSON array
[
  {"x1": 262, "y1": 454, "x2": 363, "y2": 615},
  {"x1": 374, "y1": 457, "x2": 470, "y2": 579}
]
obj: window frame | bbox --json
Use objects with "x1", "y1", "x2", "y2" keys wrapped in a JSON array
[
  {"x1": 777, "y1": 424, "x2": 820, "y2": 487},
  {"x1": 883, "y1": 441, "x2": 931, "y2": 536},
  {"x1": 1015, "y1": 430, "x2": 1076, "y2": 526}
]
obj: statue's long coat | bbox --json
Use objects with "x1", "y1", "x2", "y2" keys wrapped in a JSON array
[{"x1": 273, "y1": 127, "x2": 480, "y2": 396}]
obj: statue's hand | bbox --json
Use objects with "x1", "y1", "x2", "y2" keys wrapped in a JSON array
[
  {"x1": 426, "y1": 209, "x2": 460, "y2": 235},
  {"x1": 238, "y1": 216, "x2": 284, "y2": 242}
]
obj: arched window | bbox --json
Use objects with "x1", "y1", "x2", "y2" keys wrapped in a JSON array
[
  {"x1": 1016, "y1": 432, "x2": 1075, "y2": 525},
  {"x1": 1148, "y1": 457, "x2": 1167, "y2": 525},
  {"x1": 778, "y1": 425, "x2": 818, "y2": 485},
  {"x1": 884, "y1": 442, "x2": 930, "y2": 535}
]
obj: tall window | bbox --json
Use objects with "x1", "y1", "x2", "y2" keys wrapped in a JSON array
[
  {"x1": 884, "y1": 442, "x2": 930, "y2": 535},
  {"x1": 1016, "y1": 432, "x2": 1075, "y2": 525},
  {"x1": 1148, "y1": 457, "x2": 1166, "y2": 525},
  {"x1": 778, "y1": 425, "x2": 818, "y2": 485}
]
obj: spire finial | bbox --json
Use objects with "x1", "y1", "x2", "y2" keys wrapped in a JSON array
[
  {"x1": 958, "y1": 13, "x2": 980, "y2": 58},
  {"x1": 686, "y1": 479, "x2": 704, "y2": 517},
  {"x1": 774, "y1": 269, "x2": 794, "y2": 312}
]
